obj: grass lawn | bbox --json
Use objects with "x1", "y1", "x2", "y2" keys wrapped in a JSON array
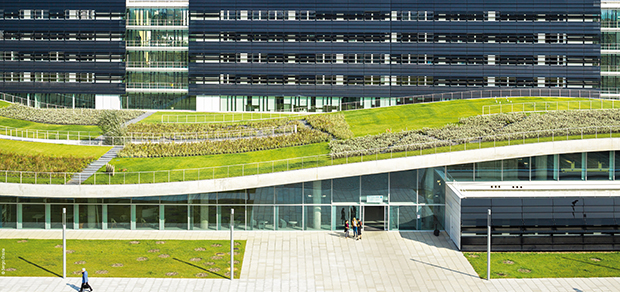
[
  {"x1": 140, "y1": 111, "x2": 307, "y2": 124},
  {"x1": 465, "y1": 252, "x2": 620, "y2": 279},
  {"x1": 0, "y1": 116, "x2": 101, "y2": 139},
  {"x1": 0, "y1": 139, "x2": 111, "y2": 158},
  {"x1": 343, "y1": 97, "x2": 608, "y2": 137},
  {"x1": 0, "y1": 239, "x2": 245, "y2": 279},
  {"x1": 0, "y1": 100, "x2": 10, "y2": 108}
]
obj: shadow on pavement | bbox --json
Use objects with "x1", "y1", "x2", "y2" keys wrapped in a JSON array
[
  {"x1": 66, "y1": 283, "x2": 80, "y2": 291},
  {"x1": 410, "y1": 258, "x2": 480, "y2": 279},
  {"x1": 172, "y1": 258, "x2": 228, "y2": 279},
  {"x1": 18, "y1": 256, "x2": 61, "y2": 278}
]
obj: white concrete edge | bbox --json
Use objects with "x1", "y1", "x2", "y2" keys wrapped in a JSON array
[{"x1": 2, "y1": 137, "x2": 620, "y2": 198}]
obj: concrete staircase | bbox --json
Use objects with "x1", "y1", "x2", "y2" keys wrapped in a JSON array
[{"x1": 67, "y1": 145, "x2": 124, "y2": 185}]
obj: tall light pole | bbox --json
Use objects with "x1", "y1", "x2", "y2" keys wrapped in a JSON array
[
  {"x1": 63, "y1": 208, "x2": 66, "y2": 279},
  {"x1": 487, "y1": 208, "x2": 491, "y2": 281},
  {"x1": 230, "y1": 208, "x2": 234, "y2": 280}
]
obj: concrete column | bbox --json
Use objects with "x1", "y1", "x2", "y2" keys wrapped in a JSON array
[
  {"x1": 424, "y1": 169, "x2": 434, "y2": 202},
  {"x1": 200, "y1": 206, "x2": 209, "y2": 229},
  {"x1": 313, "y1": 180, "x2": 322, "y2": 229}
]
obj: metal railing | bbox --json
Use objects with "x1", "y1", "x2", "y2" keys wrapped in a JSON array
[
  {"x1": 482, "y1": 99, "x2": 619, "y2": 115},
  {"x1": 126, "y1": 61, "x2": 188, "y2": 68},
  {"x1": 0, "y1": 92, "x2": 67, "y2": 109},
  {"x1": 126, "y1": 125, "x2": 298, "y2": 142},
  {"x1": 4, "y1": 124, "x2": 620, "y2": 185},
  {"x1": 126, "y1": 40, "x2": 189, "y2": 47},
  {"x1": 126, "y1": 20, "x2": 188, "y2": 26},
  {"x1": 126, "y1": 83, "x2": 187, "y2": 90},
  {"x1": 0, "y1": 126, "x2": 99, "y2": 141},
  {"x1": 161, "y1": 112, "x2": 308, "y2": 123}
]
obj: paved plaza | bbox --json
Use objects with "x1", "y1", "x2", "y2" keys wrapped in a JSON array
[{"x1": 1, "y1": 230, "x2": 619, "y2": 291}]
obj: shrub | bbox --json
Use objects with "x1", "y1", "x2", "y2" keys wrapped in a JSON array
[
  {"x1": 105, "y1": 163, "x2": 115, "y2": 176},
  {"x1": 0, "y1": 150, "x2": 95, "y2": 173},
  {"x1": 98, "y1": 111, "x2": 129, "y2": 145},
  {"x1": 0, "y1": 104, "x2": 144, "y2": 125},
  {"x1": 305, "y1": 114, "x2": 354, "y2": 139}
]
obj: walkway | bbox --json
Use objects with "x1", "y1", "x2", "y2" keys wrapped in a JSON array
[
  {"x1": 66, "y1": 145, "x2": 124, "y2": 185},
  {"x1": 1, "y1": 230, "x2": 619, "y2": 291}
]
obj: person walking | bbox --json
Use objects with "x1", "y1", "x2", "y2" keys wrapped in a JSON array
[
  {"x1": 352, "y1": 217, "x2": 358, "y2": 238},
  {"x1": 344, "y1": 220, "x2": 350, "y2": 238},
  {"x1": 357, "y1": 221, "x2": 363, "y2": 240},
  {"x1": 80, "y1": 268, "x2": 93, "y2": 292}
]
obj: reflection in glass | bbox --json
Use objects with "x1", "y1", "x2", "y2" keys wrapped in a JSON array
[
  {"x1": 502, "y1": 158, "x2": 530, "y2": 181},
  {"x1": 276, "y1": 183, "x2": 302, "y2": 204},
  {"x1": 475, "y1": 160, "x2": 501, "y2": 181},
  {"x1": 587, "y1": 151, "x2": 611, "y2": 180},
  {"x1": 361, "y1": 173, "x2": 388, "y2": 203},
  {"x1": 78, "y1": 205, "x2": 102, "y2": 229},
  {"x1": 136, "y1": 205, "x2": 159, "y2": 230},
  {"x1": 247, "y1": 187, "x2": 273, "y2": 204},
  {"x1": 219, "y1": 206, "x2": 246, "y2": 230},
  {"x1": 248, "y1": 206, "x2": 274, "y2": 230},
  {"x1": 389, "y1": 206, "x2": 399, "y2": 230},
  {"x1": 0, "y1": 204, "x2": 17, "y2": 228},
  {"x1": 164, "y1": 205, "x2": 187, "y2": 230},
  {"x1": 560, "y1": 153, "x2": 583, "y2": 180},
  {"x1": 160, "y1": 195, "x2": 188, "y2": 204},
  {"x1": 531, "y1": 155, "x2": 557, "y2": 181},
  {"x1": 218, "y1": 191, "x2": 246, "y2": 204},
  {"x1": 390, "y1": 170, "x2": 417, "y2": 203},
  {"x1": 189, "y1": 193, "x2": 217, "y2": 204},
  {"x1": 333, "y1": 176, "x2": 360, "y2": 203},
  {"x1": 304, "y1": 206, "x2": 331, "y2": 230},
  {"x1": 107, "y1": 205, "x2": 130, "y2": 229},
  {"x1": 446, "y1": 164, "x2": 473, "y2": 181},
  {"x1": 277, "y1": 206, "x2": 302, "y2": 230},
  {"x1": 397, "y1": 206, "x2": 418, "y2": 230},
  {"x1": 190, "y1": 206, "x2": 217, "y2": 230},
  {"x1": 304, "y1": 180, "x2": 331, "y2": 204},
  {"x1": 418, "y1": 206, "x2": 444, "y2": 230},
  {"x1": 418, "y1": 168, "x2": 445, "y2": 204},
  {"x1": 51, "y1": 205, "x2": 74, "y2": 229}
]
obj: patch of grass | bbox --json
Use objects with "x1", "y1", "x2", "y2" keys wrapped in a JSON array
[
  {"x1": 140, "y1": 111, "x2": 306, "y2": 124},
  {"x1": 465, "y1": 252, "x2": 620, "y2": 279},
  {"x1": 0, "y1": 116, "x2": 101, "y2": 139},
  {"x1": 0, "y1": 139, "x2": 111, "y2": 158},
  {"x1": 0, "y1": 101, "x2": 10, "y2": 108},
  {"x1": 343, "y1": 97, "x2": 606, "y2": 137},
  {"x1": 0, "y1": 239, "x2": 245, "y2": 279}
]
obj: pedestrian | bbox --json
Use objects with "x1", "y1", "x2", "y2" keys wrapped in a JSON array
[
  {"x1": 344, "y1": 220, "x2": 350, "y2": 238},
  {"x1": 80, "y1": 268, "x2": 93, "y2": 292},
  {"x1": 352, "y1": 217, "x2": 358, "y2": 238},
  {"x1": 357, "y1": 221, "x2": 362, "y2": 240}
]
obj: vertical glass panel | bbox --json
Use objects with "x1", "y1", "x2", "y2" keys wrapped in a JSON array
[
  {"x1": 22, "y1": 204, "x2": 46, "y2": 228},
  {"x1": 332, "y1": 176, "x2": 360, "y2": 203},
  {"x1": 531, "y1": 155, "x2": 556, "y2": 181},
  {"x1": 389, "y1": 206, "x2": 399, "y2": 230},
  {"x1": 334, "y1": 205, "x2": 360, "y2": 230},
  {"x1": 189, "y1": 193, "x2": 217, "y2": 204},
  {"x1": 418, "y1": 168, "x2": 445, "y2": 204},
  {"x1": 277, "y1": 206, "x2": 302, "y2": 230},
  {"x1": 418, "y1": 206, "x2": 444, "y2": 230},
  {"x1": 136, "y1": 205, "x2": 159, "y2": 230},
  {"x1": 218, "y1": 191, "x2": 246, "y2": 204},
  {"x1": 502, "y1": 157, "x2": 530, "y2": 181},
  {"x1": 398, "y1": 206, "x2": 418, "y2": 230},
  {"x1": 50, "y1": 205, "x2": 74, "y2": 229},
  {"x1": 103, "y1": 198, "x2": 131, "y2": 204},
  {"x1": 0, "y1": 204, "x2": 17, "y2": 228},
  {"x1": 78, "y1": 205, "x2": 102, "y2": 229},
  {"x1": 164, "y1": 205, "x2": 187, "y2": 230},
  {"x1": 219, "y1": 206, "x2": 246, "y2": 230},
  {"x1": 587, "y1": 151, "x2": 611, "y2": 180},
  {"x1": 559, "y1": 153, "x2": 583, "y2": 180},
  {"x1": 247, "y1": 187, "x2": 273, "y2": 204},
  {"x1": 190, "y1": 206, "x2": 217, "y2": 230},
  {"x1": 361, "y1": 173, "x2": 388, "y2": 203},
  {"x1": 247, "y1": 206, "x2": 274, "y2": 230},
  {"x1": 0, "y1": 197, "x2": 17, "y2": 203},
  {"x1": 304, "y1": 206, "x2": 331, "y2": 230},
  {"x1": 276, "y1": 183, "x2": 302, "y2": 204},
  {"x1": 475, "y1": 160, "x2": 502, "y2": 181},
  {"x1": 107, "y1": 205, "x2": 130, "y2": 229},
  {"x1": 304, "y1": 180, "x2": 331, "y2": 204},
  {"x1": 132, "y1": 196, "x2": 160, "y2": 204},
  {"x1": 446, "y1": 164, "x2": 474, "y2": 181},
  {"x1": 390, "y1": 170, "x2": 417, "y2": 203}
]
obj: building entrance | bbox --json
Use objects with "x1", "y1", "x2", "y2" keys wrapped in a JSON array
[{"x1": 363, "y1": 206, "x2": 386, "y2": 231}]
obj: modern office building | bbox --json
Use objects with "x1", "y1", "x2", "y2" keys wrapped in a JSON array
[{"x1": 0, "y1": 0, "x2": 603, "y2": 110}]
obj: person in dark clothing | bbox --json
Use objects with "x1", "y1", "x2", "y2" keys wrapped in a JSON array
[
  {"x1": 357, "y1": 221, "x2": 362, "y2": 240},
  {"x1": 80, "y1": 268, "x2": 93, "y2": 292}
]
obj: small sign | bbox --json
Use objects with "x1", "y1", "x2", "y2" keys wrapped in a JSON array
[{"x1": 366, "y1": 195, "x2": 383, "y2": 204}]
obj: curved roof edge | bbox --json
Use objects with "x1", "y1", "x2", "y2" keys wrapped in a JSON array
[{"x1": 2, "y1": 138, "x2": 619, "y2": 198}]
